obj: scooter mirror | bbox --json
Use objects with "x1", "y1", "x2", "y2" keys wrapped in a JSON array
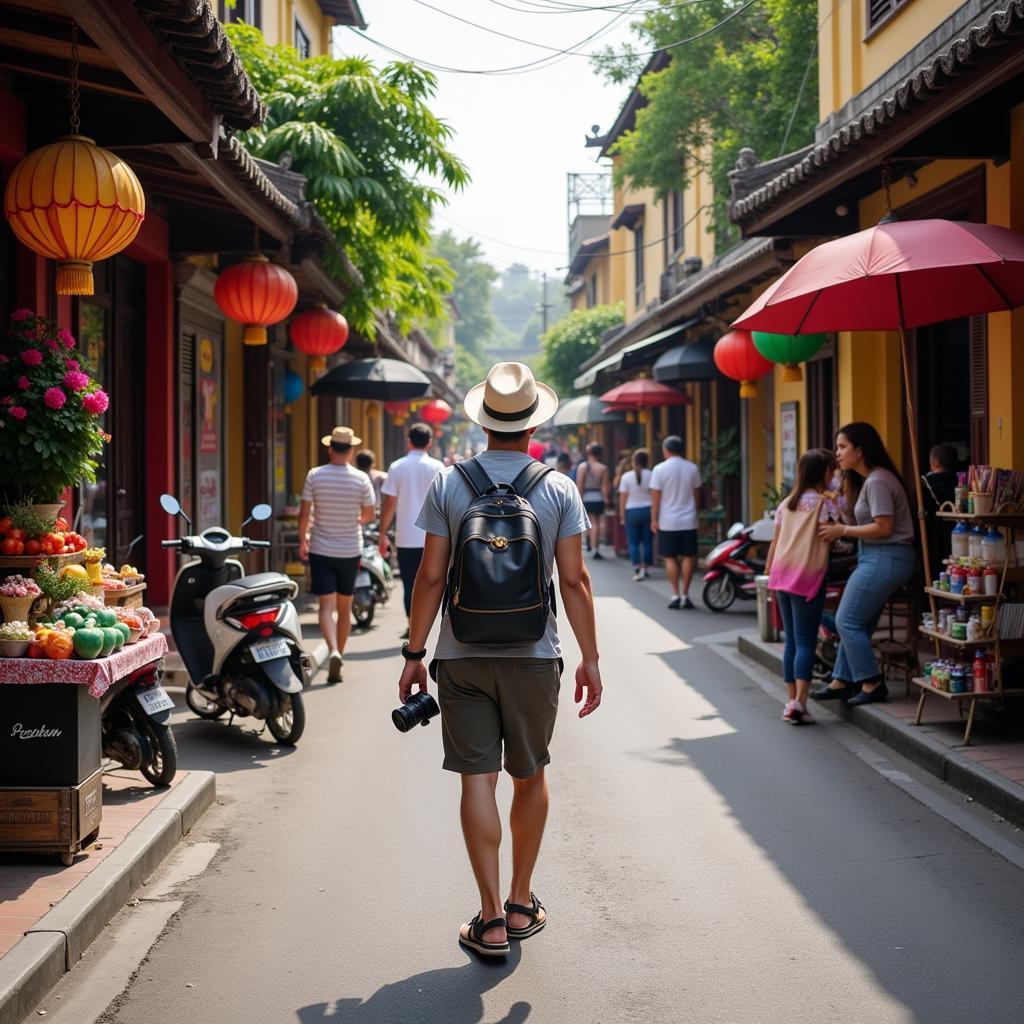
[
  {"x1": 160, "y1": 494, "x2": 181, "y2": 517},
  {"x1": 251, "y1": 503, "x2": 273, "y2": 522},
  {"x1": 726, "y1": 521, "x2": 745, "y2": 539}
]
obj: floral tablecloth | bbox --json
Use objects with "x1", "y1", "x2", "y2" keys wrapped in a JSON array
[{"x1": 0, "y1": 634, "x2": 168, "y2": 698}]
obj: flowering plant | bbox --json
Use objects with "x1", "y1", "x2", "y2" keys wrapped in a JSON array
[
  {"x1": 53, "y1": 592, "x2": 105, "y2": 619},
  {"x1": 0, "y1": 620, "x2": 34, "y2": 641},
  {"x1": 0, "y1": 575, "x2": 41, "y2": 598},
  {"x1": 0, "y1": 311, "x2": 109, "y2": 501}
]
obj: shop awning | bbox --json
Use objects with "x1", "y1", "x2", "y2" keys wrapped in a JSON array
[
  {"x1": 552, "y1": 396, "x2": 625, "y2": 427},
  {"x1": 653, "y1": 337, "x2": 721, "y2": 383},
  {"x1": 573, "y1": 319, "x2": 700, "y2": 390}
]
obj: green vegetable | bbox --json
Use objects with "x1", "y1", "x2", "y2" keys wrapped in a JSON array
[
  {"x1": 112, "y1": 622, "x2": 130, "y2": 645},
  {"x1": 94, "y1": 609, "x2": 118, "y2": 628},
  {"x1": 99, "y1": 628, "x2": 118, "y2": 657},
  {"x1": 63, "y1": 612, "x2": 85, "y2": 629},
  {"x1": 73, "y1": 627, "x2": 104, "y2": 660}
]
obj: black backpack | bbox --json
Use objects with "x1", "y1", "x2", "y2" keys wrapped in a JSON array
[{"x1": 446, "y1": 458, "x2": 554, "y2": 645}]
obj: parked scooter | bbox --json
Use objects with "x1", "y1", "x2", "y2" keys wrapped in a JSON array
[
  {"x1": 352, "y1": 525, "x2": 392, "y2": 628},
  {"x1": 101, "y1": 661, "x2": 177, "y2": 787},
  {"x1": 702, "y1": 519, "x2": 774, "y2": 611},
  {"x1": 161, "y1": 495, "x2": 312, "y2": 745}
]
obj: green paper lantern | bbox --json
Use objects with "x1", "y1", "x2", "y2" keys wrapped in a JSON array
[{"x1": 752, "y1": 331, "x2": 827, "y2": 382}]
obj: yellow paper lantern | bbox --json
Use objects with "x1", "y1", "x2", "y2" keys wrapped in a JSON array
[{"x1": 3, "y1": 135, "x2": 145, "y2": 296}]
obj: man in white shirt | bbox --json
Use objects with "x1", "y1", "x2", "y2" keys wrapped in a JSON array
[
  {"x1": 379, "y1": 423, "x2": 444, "y2": 637},
  {"x1": 298, "y1": 426, "x2": 377, "y2": 682},
  {"x1": 650, "y1": 435, "x2": 702, "y2": 610}
]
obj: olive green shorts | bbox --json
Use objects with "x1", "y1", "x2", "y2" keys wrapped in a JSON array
[{"x1": 434, "y1": 657, "x2": 562, "y2": 779}]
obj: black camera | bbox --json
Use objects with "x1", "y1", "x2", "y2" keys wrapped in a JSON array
[{"x1": 392, "y1": 690, "x2": 440, "y2": 732}]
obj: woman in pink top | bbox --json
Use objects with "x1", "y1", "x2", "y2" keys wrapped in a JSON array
[{"x1": 765, "y1": 449, "x2": 843, "y2": 725}]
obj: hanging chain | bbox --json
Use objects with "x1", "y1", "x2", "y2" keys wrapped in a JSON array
[{"x1": 69, "y1": 21, "x2": 81, "y2": 135}]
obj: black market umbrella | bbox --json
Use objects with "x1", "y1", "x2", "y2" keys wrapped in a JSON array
[
  {"x1": 310, "y1": 358, "x2": 431, "y2": 401},
  {"x1": 653, "y1": 337, "x2": 721, "y2": 383},
  {"x1": 552, "y1": 395, "x2": 625, "y2": 427}
]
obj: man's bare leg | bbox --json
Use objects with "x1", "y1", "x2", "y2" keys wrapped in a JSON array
[
  {"x1": 318, "y1": 595, "x2": 337, "y2": 652},
  {"x1": 507, "y1": 769, "x2": 548, "y2": 930},
  {"x1": 665, "y1": 556, "x2": 681, "y2": 597},
  {"x1": 681, "y1": 555, "x2": 695, "y2": 598},
  {"x1": 460, "y1": 772, "x2": 506, "y2": 943},
  {"x1": 335, "y1": 594, "x2": 353, "y2": 655}
]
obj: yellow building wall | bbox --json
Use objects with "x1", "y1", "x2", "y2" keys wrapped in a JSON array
[
  {"x1": 818, "y1": 0, "x2": 964, "y2": 122},
  {"x1": 261, "y1": 0, "x2": 334, "y2": 54},
  {"x1": 684, "y1": 147, "x2": 716, "y2": 266}
]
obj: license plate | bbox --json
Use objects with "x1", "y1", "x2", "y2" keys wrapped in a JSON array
[
  {"x1": 138, "y1": 686, "x2": 175, "y2": 715},
  {"x1": 355, "y1": 571, "x2": 371, "y2": 588},
  {"x1": 251, "y1": 638, "x2": 290, "y2": 663}
]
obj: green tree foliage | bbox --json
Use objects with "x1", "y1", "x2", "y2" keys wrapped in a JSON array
[
  {"x1": 490, "y1": 265, "x2": 568, "y2": 356},
  {"x1": 430, "y1": 232, "x2": 497, "y2": 359},
  {"x1": 225, "y1": 25, "x2": 469, "y2": 336},
  {"x1": 453, "y1": 345, "x2": 487, "y2": 392},
  {"x1": 538, "y1": 303, "x2": 624, "y2": 396},
  {"x1": 593, "y1": 0, "x2": 818, "y2": 247}
]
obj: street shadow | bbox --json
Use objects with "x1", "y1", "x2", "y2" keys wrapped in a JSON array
[
  {"x1": 168, "y1": 713, "x2": 297, "y2": 775},
  {"x1": 297, "y1": 948, "x2": 528, "y2": 1024},
  {"x1": 640, "y1": 643, "x2": 1024, "y2": 1024}
]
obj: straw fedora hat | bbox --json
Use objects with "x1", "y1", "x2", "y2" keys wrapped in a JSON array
[
  {"x1": 321, "y1": 425, "x2": 363, "y2": 447},
  {"x1": 464, "y1": 362, "x2": 559, "y2": 432}
]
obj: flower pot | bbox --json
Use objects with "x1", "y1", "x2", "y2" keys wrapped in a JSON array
[
  {"x1": 127, "y1": 627, "x2": 143, "y2": 645},
  {"x1": 0, "y1": 594, "x2": 36, "y2": 623},
  {"x1": 0, "y1": 638, "x2": 30, "y2": 658},
  {"x1": 31, "y1": 503, "x2": 65, "y2": 526}
]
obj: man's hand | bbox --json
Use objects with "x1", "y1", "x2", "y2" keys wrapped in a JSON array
[
  {"x1": 298, "y1": 537, "x2": 309, "y2": 561},
  {"x1": 650, "y1": 519, "x2": 659, "y2": 535},
  {"x1": 378, "y1": 534, "x2": 391, "y2": 558},
  {"x1": 574, "y1": 660, "x2": 602, "y2": 718},
  {"x1": 399, "y1": 659, "x2": 428, "y2": 706}
]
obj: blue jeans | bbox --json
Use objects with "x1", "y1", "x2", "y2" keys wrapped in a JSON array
[
  {"x1": 624, "y1": 507, "x2": 653, "y2": 567},
  {"x1": 833, "y1": 543, "x2": 917, "y2": 683},
  {"x1": 776, "y1": 585, "x2": 826, "y2": 684}
]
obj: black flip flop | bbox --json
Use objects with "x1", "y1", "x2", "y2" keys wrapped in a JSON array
[
  {"x1": 504, "y1": 893, "x2": 546, "y2": 940},
  {"x1": 458, "y1": 913, "x2": 509, "y2": 957}
]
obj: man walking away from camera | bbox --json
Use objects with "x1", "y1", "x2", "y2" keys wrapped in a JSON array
[
  {"x1": 379, "y1": 423, "x2": 444, "y2": 638},
  {"x1": 397, "y1": 362, "x2": 603, "y2": 959},
  {"x1": 650, "y1": 434, "x2": 702, "y2": 609},
  {"x1": 298, "y1": 427, "x2": 375, "y2": 684}
]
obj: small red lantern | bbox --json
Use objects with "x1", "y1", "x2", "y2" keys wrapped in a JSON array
[
  {"x1": 215, "y1": 256, "x2": 298, "y2": 346},
  {"x1": 714, "y1": 329, "x2": 773, "y2": 398},
  {"x1": 290, "y1": 303, "x2": 350, "y2": 372},
  {"x1": 385, "y1": 400, "x2": 411, "y2": 426},
  {"x1": 419, "y1": 399, "x2": 452, "y2": 425}
]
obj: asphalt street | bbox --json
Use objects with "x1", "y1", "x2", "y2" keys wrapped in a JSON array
[{"x1": 47, "y1": 560, "x2": 1024, "y2": 1024}]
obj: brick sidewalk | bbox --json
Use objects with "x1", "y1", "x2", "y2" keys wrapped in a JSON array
[{"x1": 0, "y1": 770, "x2": 189, "y2": 957}]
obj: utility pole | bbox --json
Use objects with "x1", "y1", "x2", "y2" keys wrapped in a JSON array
[{"x1": 537, "y1": 271, "x2": 553, "y2": 335}]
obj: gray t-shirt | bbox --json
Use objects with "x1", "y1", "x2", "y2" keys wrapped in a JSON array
[
  {"x1": 854, "y1": 468, "x2": 914, "y2": 545},
  {"x1": 416, "y1": 451, "x2": 590, "y2": 660}
]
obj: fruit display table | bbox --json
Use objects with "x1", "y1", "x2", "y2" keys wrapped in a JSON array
[{"x1": 0, "y1": 633, "x2": 168, "y2": 862}]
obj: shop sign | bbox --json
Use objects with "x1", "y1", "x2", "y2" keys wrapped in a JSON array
[
  {"x1": 198, "y1": 337, "x2": 219, "y2": 454},
  {"x1": 781, "y1": 401, "x2": 799, "y2": 488}
]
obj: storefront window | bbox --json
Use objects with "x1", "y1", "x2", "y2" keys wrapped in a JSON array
[{"x1": 78, "y1": 301, "x2": 108, "y2": 550}]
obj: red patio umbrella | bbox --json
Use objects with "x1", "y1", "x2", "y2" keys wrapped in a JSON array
[
  {"x1": 599, "y1": 379, "x2": 690, "y2": 407},
  {"x1": 732, "y1": 218, "x2": 1024, "y2": 575}
]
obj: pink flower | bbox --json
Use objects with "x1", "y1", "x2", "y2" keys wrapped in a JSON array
[
  {"x1": 63, "y1": 371, "x2": 89, "y2": 392},
  {"x1": 65, "y1": 358, "x2": 80, "y2": 372},
  {"x1": 20, "y1": 349, "x2": 42, "y2": 366},
  {"x1": 0, "y1": 356, "x2": 9, "y2": 365},
  {"x1": 17, "y1": 376, "x2": 29, "y2": 391},
  {"x1": 1, "y1": 397, "x2": 13, "y2": 406},
  {"x1": 9, "y1": 406, "x2": 27, "y2": 420},
  {"x1": 82, "y1": 390, "x2": 109, "y2": 415},
  {"x1": 45, "y1": 339, "x2": 59, "y2": 352},
  {"x1": 11, "y1": 309, "x2": 32, "y2": 322},
  {"x1": 57, "y1": 328, "x2": 75, "y2": 349},
  {"x1": 44, "y1": 387, "x2": 66, "y2": 410}
]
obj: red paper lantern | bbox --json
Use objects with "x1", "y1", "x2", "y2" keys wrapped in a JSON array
[
  {"x1": 714, "y1": 329, "x2": 773, "y2": 398},
  {"x1": 215, "y1": 256, "x2": 298, "y2": 346},
  {"x1": 290, "y1": 303, "x2": 350, "y2": 372},
  {"x1": 528, "y1": 440, "x2": 545, "y2": 461},
  {"x1": 419, "y1": 399, "x2": 452, "y2": 425}
]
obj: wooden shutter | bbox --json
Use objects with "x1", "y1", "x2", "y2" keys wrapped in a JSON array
[{"x1": 969, "y1": 315, "x2": 988, "y2": 464}]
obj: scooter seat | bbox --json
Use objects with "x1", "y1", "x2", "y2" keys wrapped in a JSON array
[{"x1": 231, "y1": 572, "x2": 292, "y2": 590}]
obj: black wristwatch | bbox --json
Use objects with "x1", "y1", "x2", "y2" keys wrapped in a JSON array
[{"x1": 401, "y1": 642, "x2": 428, "y2": 662}]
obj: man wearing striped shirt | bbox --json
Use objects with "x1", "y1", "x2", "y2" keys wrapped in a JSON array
[{"x1": 298, "y1": 426, "x2": 376, "y2": 683}]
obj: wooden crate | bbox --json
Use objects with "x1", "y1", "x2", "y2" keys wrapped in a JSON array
[
  {"x1": 0, "y1": 769, "x2": 102, "y2": 864},
  {"x1": 104, "y1": 582, "x2": 146, "y2": 608}
]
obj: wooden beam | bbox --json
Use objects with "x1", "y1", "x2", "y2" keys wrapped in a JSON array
[{"x1": 57, "y1": 0, "x2": 221, "y2": 150}]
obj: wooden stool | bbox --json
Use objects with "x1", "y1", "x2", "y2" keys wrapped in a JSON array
[{"x1": 877, "y1": 638, "x2": 920, "y2": 698}]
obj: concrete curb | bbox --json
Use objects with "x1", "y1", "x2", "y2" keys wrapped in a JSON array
[
  {"x1": 0, "y1": 770, "x2": 215, "y2": 1023},
  {"x1": 736, "y1": 634, "x2": 1024, "y2": 830}
]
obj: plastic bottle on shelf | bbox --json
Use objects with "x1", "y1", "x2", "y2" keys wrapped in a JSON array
[
  {"x1": 973, "y1": 651, "x2": 989, "y2": 693},
  {"x1": 969, "y1": 524, "x2": 986, "y2": 561},
  {"x1": 951, "y1": 521, "x2": 971, "y2": 559},
  {"x1": 981, "y1": 527, "x2": 1006, "y2": 567}
]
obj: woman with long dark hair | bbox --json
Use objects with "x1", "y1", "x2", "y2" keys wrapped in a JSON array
[
  {"x1": 618, "y1": 448, "x2": 653, "y2": 580},
  {"x1": 812, "y1": 422, "x2": 916, "y2": 705},
  {"x1": 765, "y1": 449, "x2": 842, "y2": 724}
]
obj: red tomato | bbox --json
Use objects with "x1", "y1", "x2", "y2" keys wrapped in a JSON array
[
  {"x1": 55, "y1": 517, "x2": 69, "y2": 532},
  {"x1": 26, "y1": 641, "x2": 45, "y2": 659},
  {"x1": 24, "y1": 539, "x2": 41, "y2": 556},
  {"x1": 0, "y1": 517, "x2": 12, "y2": 533},
  {"x1": 6, "y1": 528, "x2": 25, "y2": 542},
  {"x1": 1, "y1": 537, "x2": 20, "y2": 556}
]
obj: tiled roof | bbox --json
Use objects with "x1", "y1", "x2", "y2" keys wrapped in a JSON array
[
  {"x1": 132, "y1": 0, "x2": 266, "y2": 129},
  {"x1": 730, "y1": 0, "x2": 1024, "y2": 225}
]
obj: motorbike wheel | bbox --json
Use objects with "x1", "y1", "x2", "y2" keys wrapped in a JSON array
[
  {"x1": 267, "y1": 691, "x2": 305, "y2": 746},
  {"x1": 137, "y1": 716, "x2": 178, "y2": 787},
  {"x1": 352, "y1": 597, "x2": 376, "y2": 629},
  {"x1": 186, "y1": 683, "x2": 227, "y2": 720},
  {"x1": 703, "y1": 574, "x2": 737, "y2": 612}
]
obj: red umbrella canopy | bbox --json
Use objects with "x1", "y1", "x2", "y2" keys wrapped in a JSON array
[
  {"x1": 599, "y1": 379, "x2": 690, "y2": 407},
  {"x1": 733, "y1": 219, "x2": 1024, "y2": 334}
]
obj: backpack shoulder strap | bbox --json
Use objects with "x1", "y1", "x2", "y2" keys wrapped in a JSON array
[
  {"x1": 454, "y1": 457, "x2": 493, "y2": 497},
  {"x1": 511, "y1": 461, "x2": 553, "y2": 498}
]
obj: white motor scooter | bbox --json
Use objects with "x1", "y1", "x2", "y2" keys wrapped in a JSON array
[{"x1": 161, "y1": 494, "x2": 313, "y2": 745}]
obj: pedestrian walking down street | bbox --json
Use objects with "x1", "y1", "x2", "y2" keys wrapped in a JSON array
[
  {"x1": 576, "y1": 443, "x2": 610, "y2": 559},
  {"x1": 298, "y1": 426, "x2": 376, "y2": 684},
  {"x1": 812, "y1": 422, "x2": 917, "y2": 706},
  {"x1": 398, "y1": 361, "x2": 603, "y2": 959},
  {"x1": 378, "y1": 423, "x2": 444, "y2": 638},
  {"x1": 765, "y1": 449, "x2": 844, "y2": 725},
  {"x1": 618, "y1": 448, "x2": 653, "y2": 581},
  {"x1": 650, "y1": 435, "x2": 702, "y2": 609},
  {"x1": 355, "y1": 449, "x2": 387, "y2": 509}
]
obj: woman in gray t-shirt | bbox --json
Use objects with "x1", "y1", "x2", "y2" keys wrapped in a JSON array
[{"x1": 812, "y1": 422, "x2": 917, "y2": 706}]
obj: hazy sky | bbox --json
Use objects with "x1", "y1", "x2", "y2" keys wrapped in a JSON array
[{"x1": 337, "y1": 0, "x2": 639, "y2": 280}]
